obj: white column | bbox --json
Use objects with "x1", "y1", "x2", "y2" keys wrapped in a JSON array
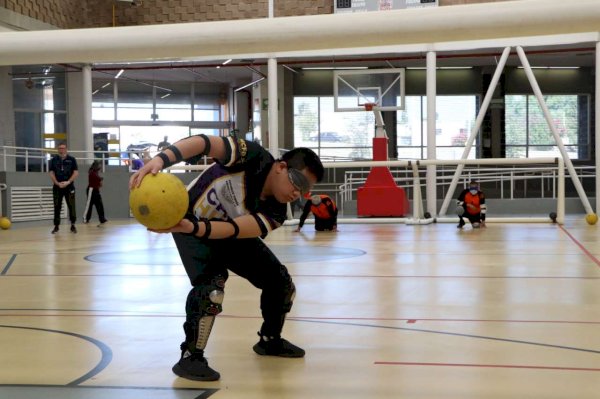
[
  {"x1": 67, "y1": 64, "x2": 93, "y2": 162},
  {"x1": 426, "y1": 51, "x2": 437, "y2": 217},
  {"x1": 268, "y1": 58, "x2": 279, "y2": 157},
  {"x1": 0, "y1": 66, "x2": 15, "y2": 171},
  {"x1": 82, "y1": 64, "x2": 93, "y2": 160}
]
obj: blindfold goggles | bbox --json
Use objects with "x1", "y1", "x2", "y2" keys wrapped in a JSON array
[{"x1": 288, "y1": 168, "x2": 311, "y2": 195}]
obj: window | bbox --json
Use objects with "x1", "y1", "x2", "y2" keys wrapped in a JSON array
[
  {"x1": 294, "y1": 96, "x2": 374, "y2": 160},
  {"x1": 91, "y1": 80, "x2": 225, "y2": 165},
  {"x1": 505, "y1": 95, "x2": 589, "y2": 159},
  {"x1": 397, "y1": 96, "x2": 478, "y2": 159}
]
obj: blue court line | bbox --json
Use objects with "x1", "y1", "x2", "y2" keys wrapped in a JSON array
[
  {"x1": 1, "y1": 254, "x2": 16, "y2": 275},
  {"x1": 0, "y1": 325, "x2": 113, "y2": 385}
]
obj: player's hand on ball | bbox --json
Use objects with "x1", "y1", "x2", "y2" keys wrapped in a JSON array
[
  {"x1": 129, "y1": 157, "x2": 164, "y2": 189},
  {"x1": 148, "y1": 218, "x2": 191, "y2": 234}
]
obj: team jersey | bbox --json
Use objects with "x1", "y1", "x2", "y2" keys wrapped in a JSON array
[
  {"x1": 187, "y1": 136, "x2": 287, "y2": 238},
  {"x1": 457, "y1": 188, "x2": 486, "y2": 215},
  {"x1": 49, "y1": 155, "x2": 78, "y2": 183},
  {"x1": 298, "y1": 194, "x2": 338, "y2": 229}
]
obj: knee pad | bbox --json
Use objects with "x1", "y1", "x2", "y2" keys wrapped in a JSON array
[
  {"x1": 183, "y1": 276, "x2": 226, "y2": 350},
  {"x1": 185, "y1": 275, "x2": 226, "y2": 316},
  {"x1": 282, "y1": 278, "x2": 296, "y2": 313}
]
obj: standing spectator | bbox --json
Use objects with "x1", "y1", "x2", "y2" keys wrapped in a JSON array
[
  {"x1": 456, "y1": 180, "x2": 487, "y2": 228},
  {"x1": 294, "y1": 194, "x2": 338, "y2": 232},
  {"x1": 48, "y1": 142, "x2": 78, "y2": 234},
  {"x1": 157, "y1": 135, "x2": 171, "y2": 151},
  {"x1": 83, "y1": 160, "x2": 108, "y2": 226}
]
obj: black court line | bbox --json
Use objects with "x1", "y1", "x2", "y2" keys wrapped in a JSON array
[
  {"x1": 297, "y1": 319, "x2": 600, "y2": 355},
  {"x1": 0, "y1": 385, "x2": 217, "y2": 399},
  {"x1": 0, "y1": 325, "x2": 112, "y2": 385},
  {"x1": 1, "y1": 254, "x2": 16, "y2": 275}
]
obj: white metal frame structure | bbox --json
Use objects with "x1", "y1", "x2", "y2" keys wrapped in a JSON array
[
  {"x1": 438, "y1": 46, "x2": 593, "y2": 219},
  {"x1": 0, "y1": 0, "x2": 597, "y2": 219}
]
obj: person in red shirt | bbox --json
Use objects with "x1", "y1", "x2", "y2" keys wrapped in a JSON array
[
  {"x1": 456, "y1": 180, "x2": 486, "y2": 228},
  {"x1": 83, "y1": 160, "x2": 108, "y2": 226},
  {"x1": 295, "y1": 194, "x2": 338, "y2": 232}
]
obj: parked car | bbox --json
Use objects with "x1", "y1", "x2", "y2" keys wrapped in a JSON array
[{"x1": 307, "y1": 131, "x2": 348, "y2": 142}]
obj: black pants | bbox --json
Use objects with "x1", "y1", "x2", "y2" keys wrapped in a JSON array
[
  {"x1": 459, "y1": 212, "x2": 482, "y2": 225},
  {"x1": 315, "y1": 216, "x2": 336, "y2": 231},
  {"x1": 83, "y1": 187, "x2": 106, "y2": 223},
  {"x1": 172, "y1": 233, "x2": 295, "y2": 339},
  {"x1": 53, "y1": 184, "x2": 76, "y2": 226}
]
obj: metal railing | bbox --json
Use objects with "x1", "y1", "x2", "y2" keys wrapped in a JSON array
[{"x1": 333, "y1": 163, "x2": 593, "y2": 216}]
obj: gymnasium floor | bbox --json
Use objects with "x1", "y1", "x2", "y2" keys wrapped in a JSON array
[{"x1": 0, "y1": 217, "x2": 599, "y2": 398}]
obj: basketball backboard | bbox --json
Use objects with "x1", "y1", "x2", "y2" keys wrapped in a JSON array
[{"x1": 333, "y1": 68, "x2": 405, "y2": 112}]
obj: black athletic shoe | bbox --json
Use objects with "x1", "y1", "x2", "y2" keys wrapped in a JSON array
[
  {"x1": 253, "y1": 332, "x2": 305, "y2": 358},
  {"x1": 97, "y1": 220, "x2": 108, "y2": 227},
  {"x1": 51, "y1": 226, "x2": 59, "y2": 234},
  {"x1": 457, "y1": 219, "x2": 465, "y2": 229},
  {"x1": 172, "y1": 350, "x2": 220, "y2": 381},
  {"x1": 70, "y1": 225, "x2": 77, "y2": 233}
]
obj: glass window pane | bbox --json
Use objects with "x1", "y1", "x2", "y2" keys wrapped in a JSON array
[
  {"x1": 117, "y1": 80, "x2": 154, "y2": 121},
  {"x1": 397, "y1": 96, "x2": 477, "y2": 160},
  {"x1": 156, "y1": 83, "x2": 191, "y2": 121},
  {"x1": 93, "y1": 102, "x2": 116, "y2": 120},
  {"x1": 92, "y1": 80, "x2": 115, "y2": 120},
  {"x1": 505, "y1": 95, "x2": 527, "y2": 145},
  {"x1": 294, "y1": 97, "x2": 319, "y2": 147},
  {"x1": 193, "y1": 109, "x2": 220, "y2": 121},
  {"x1": 397, "y1": 96, "x2": 423, "y2": 148},
  {"x1": 506, "y1": 94, "x2": 583, "y2": 159}
]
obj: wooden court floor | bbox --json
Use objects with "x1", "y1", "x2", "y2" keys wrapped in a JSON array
[{"x1": 0, "y1": 218, "x2": 599, "y2": 398}]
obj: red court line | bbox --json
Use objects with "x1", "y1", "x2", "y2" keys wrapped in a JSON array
[
  {"x1": 375, "y1": 361, "x2": 600, "y2": 372},
  {"x1": 559, "y1": 225, "x2": 600, "y2": 268},
  {"x1": 290, "y1": 317, "x2": 600, "y2": 324},
  {"x1": 2, "y1": 273, "x2": 598, "y2": 279}
]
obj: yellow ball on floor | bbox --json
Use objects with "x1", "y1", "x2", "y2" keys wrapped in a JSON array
[
  {"x1": 0, "y1": 217, "x2": 11, "y2": 230},
  {"x1": 585, "y1": 213, "x2": 598, "y2": 225},
  {"x1": 129, "y1": 173, "x2": 189, "y2": 230}
]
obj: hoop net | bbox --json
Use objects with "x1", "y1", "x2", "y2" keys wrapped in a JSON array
[{"x1": 364, "y1": 102, "x2": 377, "y2": 111}]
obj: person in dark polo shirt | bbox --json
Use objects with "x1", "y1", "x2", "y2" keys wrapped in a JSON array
[{"x1": 48, "y1": 141, "x2": 79, "y2": 234}]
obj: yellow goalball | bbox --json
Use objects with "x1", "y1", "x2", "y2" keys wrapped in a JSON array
[
  {"x1": 0, "y1": 217, "x2": 11, "y2": 230},
  {"x1": 129, "y1": 173, "x2": 189, "y2": 230},
  {"x1": 585, "y1": 213, "x2": 598, "y2": 225}
]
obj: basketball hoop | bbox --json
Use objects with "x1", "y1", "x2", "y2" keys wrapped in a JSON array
[{"x1": 364, "y1": 103, "x2": 376, "y2": 111}]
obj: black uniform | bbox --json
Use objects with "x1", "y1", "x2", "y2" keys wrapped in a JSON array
[
  {"x1": 48, "y1": 154, "x2": 78, "y2": 226},
  {"x1": 172, "y1": 136, "x2": 294, "y2": 354},
  {"x1": 298, "y1": 195, "x2": 338, "y2": 231},
  {"x1": 457, "y1": 187, "x2": 486, "y2": 227}
]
